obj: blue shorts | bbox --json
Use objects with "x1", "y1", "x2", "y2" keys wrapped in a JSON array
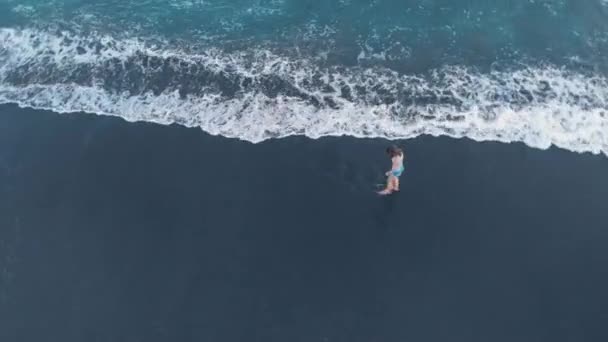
[{"x1": 391, "y1": 166, "x2": 404, "y2": 177}]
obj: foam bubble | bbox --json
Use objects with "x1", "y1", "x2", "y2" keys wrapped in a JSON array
[{"x1": 1, "y1": 27, "x2": 607, "y2": 155}]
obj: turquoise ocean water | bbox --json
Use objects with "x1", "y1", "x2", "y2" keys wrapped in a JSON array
[{"x1": 1, "y1": 0, "x2": 607, "y2": 153}]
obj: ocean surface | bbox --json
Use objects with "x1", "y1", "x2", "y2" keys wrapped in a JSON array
[
  {"x1": 1, "y1": 105, "x2": 608, "y2": 342},
  {"x1": 2, "y1": 1, "x2": 608, "y2": 341},
  {"x1": 1, "y1": 0, "x2": 608, "y2": 153}
]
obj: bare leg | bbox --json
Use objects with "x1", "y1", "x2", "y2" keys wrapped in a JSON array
[
  {"x1": 378, "y1": 175, "x2": 395, "y2": 195},
  {"x1": 393, "y1": 177, "x2": 400, "y2": 191}
]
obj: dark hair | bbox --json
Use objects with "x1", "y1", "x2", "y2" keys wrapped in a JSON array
[{"x1": 386, "y1": 145, "x2": 404, "y2": 158}]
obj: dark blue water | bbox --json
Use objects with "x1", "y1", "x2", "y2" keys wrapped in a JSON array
[{"x1": 1, "y1": 104, "x2": 608, "y2": 341}]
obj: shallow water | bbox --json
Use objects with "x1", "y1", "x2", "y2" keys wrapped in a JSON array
[
  {"x1": 1, "y1": 105, "x2": 608, "y2": 341},
  {"x1": 1, "y1": 1, "x2": 607, "y2": 153}
]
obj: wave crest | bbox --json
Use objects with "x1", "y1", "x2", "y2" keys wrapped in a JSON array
[{"x1": 1, "y1": 28, "x2": 607, "y2": 154}]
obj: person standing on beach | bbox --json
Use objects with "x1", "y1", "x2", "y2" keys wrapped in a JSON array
[{"x1": 379, "y1": 145, "x2": 405, "y2": 195}]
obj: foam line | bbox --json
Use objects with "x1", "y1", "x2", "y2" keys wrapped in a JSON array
[{"x1": 1, "y1": 28, "x2": 607, "y2": 154}]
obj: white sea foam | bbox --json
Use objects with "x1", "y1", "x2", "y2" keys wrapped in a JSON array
[{"x1": 1, "y1": 28, "x2": 607, "y2": 155}]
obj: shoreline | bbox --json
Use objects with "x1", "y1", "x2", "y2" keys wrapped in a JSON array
[{"x1": 3, "y1": 102, "x2": 606, "y2": 158}]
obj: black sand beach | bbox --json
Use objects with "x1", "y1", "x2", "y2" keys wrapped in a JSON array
[{"x1": 1, "y1": 104, "x2": 608, "y2": 342}]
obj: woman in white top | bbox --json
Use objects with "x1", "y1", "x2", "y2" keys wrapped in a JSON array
[{"x1": 378, "y1": 145, "x2": 405, "y2": 195}]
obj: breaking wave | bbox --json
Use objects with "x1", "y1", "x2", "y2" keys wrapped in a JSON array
[{"x1": 1, "y1": 28, "x2": 607, "y2": 154}]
